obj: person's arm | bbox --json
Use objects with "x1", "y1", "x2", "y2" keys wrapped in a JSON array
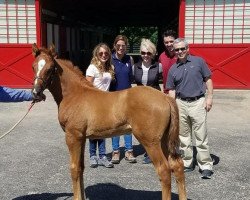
[
  {"x1": 158, "y1": 63, "x2": 163, "y2": 83},
  {"x1": 130, "y1": 56, "x2": 134, "y2": 66},
  {"x1": 168, "y1": 89, "x2": 176, "y2": 99},
  {"x1": 86, "y1": 76, "x2": 94, "y2": 83},
  {"x1": 0, "y1": 86, "x2": 33, "y2": 102},
  {"x1": 128, "y1": 57, "x2": 134, "y2": 84},
  {"x1": 165, "y1": 67, "x2": 175, "y2": 96},
  {"x1": 85, "y1": 64, "x2": 96, "y2": 84},
  {"x1": 205, "y1": 77, "x2": 213, "y2": 112},
  {"x1": 158, "y1": 56, "x2": 162, "y2": 64},
  {"x1": 131, "y1": 65, "x2": 135, "y2": 83}
]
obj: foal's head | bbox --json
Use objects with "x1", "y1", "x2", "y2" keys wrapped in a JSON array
[{"x1": 31, "y1": 43, "x2": 57, "y2": 102}]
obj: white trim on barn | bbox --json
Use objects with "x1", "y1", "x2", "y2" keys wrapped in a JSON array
[
  {"x1": 185, "y1": 0, "x2": 250, "y2": 44},
  {"x1": 0, "y1": 0, "x2": 36, "y2": 44}
]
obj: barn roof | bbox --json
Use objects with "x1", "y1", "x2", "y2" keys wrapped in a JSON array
[{"x1": 42, "y1": 0, "x2": 180, "y2": 27}]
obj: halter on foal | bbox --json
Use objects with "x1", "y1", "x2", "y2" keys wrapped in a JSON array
[{"x1": 31, "y1": 43, "x2": 187, "y2": 200}]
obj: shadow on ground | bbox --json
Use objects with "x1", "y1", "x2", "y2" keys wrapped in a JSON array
[
  {"x1": 12, "y1": 183, "x2": 191, "y2": 200},
  {"x1": 12, "y1": 193, "x2": 73, "y2": 200},
  {"x1": 85, "y1": 183, "x2": 190, "y2": 200},
  {"x1": 211, "y1": 154, "x2": 220, "y2": 165}
]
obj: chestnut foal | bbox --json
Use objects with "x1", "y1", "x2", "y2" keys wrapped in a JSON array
[{"x1": 31, "y1": 43, "x2": 187, "y2": 200}]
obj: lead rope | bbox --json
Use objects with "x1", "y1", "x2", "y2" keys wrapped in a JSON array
[{"x1": 0, "y1": 102, "x2": 35, "y2": 140}]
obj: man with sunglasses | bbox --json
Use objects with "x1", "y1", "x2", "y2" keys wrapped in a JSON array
[
  {"x1": 158, "y1": 30, "x2": 177, "y2": 94},
  {"x1": 166, "y1": 38, "x2": 214, "y2": 179}
]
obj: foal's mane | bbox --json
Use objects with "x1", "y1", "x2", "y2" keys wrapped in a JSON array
[{"x1": 56, "y1": 59, "x2": 94, "y2": 88}]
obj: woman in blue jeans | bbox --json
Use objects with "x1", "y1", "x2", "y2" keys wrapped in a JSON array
[
  {"x1": 112, "y1": 134, "x2": 135, "y2": 163},
  {"x1": 88, "y1": 139, "x2": 110, "y2": 168},
  {"x1": 86, "y1": 43, "x2": 115, "y2": 168},
  {"x1": 133, "y1": 38, "x2": 163, "y2": 164},
  {"x1": 110, "y1": 35, "x2": 136, "y2": 164}
]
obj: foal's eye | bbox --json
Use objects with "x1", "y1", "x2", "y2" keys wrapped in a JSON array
[{"x1": 46, "y1": 67, "x2": 54, "y2": 74}]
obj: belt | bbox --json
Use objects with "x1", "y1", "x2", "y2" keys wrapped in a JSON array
[{"x1": 177, "y1": 94, "x2": 205, "y2": 102}]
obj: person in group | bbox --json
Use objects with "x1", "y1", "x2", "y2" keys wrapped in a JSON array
[
  {"x1": 0, "y1": 86, "x2": 33, "y2": 102},
  {"x1": 133, "y1": 38, "x2": 162, "y2": 164},
  {"x1": 110, "y1": 35, "x2": 136, "y2": 164},
  {"x1": 86, "y1": 43, "x2": 115, "y2": 168},
  {"x1": 166, "y1": 38, "x2": 214, "y2": 179},
  {"x1": 158, "y1": 30, "x2": 177, "y2": 94}
]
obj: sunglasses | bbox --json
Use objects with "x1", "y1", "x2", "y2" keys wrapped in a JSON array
[
  {"x1": 98, "y1": 52, "x2": 109, "y2": 57},
  {"x1": 116, "y1": 44, "x2": 126, "y2": 49},
  {"x1": 174, "y1": 47, "x2": 186, "y2": 52},
  {"x1": 141, "y1": 51, "x2": 152, "y2": 56}
]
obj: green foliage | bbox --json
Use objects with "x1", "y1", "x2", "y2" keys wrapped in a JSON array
[{"x1": 120, "y1": 27, "x2": 158, "y2": 53}]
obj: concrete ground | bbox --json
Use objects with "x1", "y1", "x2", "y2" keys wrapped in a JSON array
[{"x1": 0, "y1": 89, "x2": 249, "y2": 200}]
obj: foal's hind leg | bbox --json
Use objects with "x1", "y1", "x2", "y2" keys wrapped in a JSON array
[
  {"x1": 66, "y1": 132, "x2": 86, "y2": 200},
  {"x1": 145, "y1": 145, "x2": 172, "y2": 200},
  {"x1": 169, "y1": 156, "x2": 187, "y2": 200}
]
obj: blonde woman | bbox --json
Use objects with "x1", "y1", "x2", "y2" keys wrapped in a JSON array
[
  {"x1": 133, "y1": 38, "x2": 163, "y2": 164},
  {"x1": 86, "y1": 43, "x2": 115, "y2": 168},
  {"x1": 133, "y1": 38, "x2": 162, "y2": 91}
]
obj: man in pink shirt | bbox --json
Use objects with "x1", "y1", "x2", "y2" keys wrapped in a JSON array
[{"x1": 158, "y1": 30, "x2": 177, "y2": 94}]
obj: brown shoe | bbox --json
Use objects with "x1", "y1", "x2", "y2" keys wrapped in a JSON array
[
  {"x1": 125, "y1": 151, "x2": 137, "y2": 163},
  {"x1": 111, "y1": 151, "x2": 120, "y2": 164}
]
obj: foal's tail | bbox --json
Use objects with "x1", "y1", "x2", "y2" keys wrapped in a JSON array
[{"x1": 167, "y1": 97, "x2": 180, "y2": 158}]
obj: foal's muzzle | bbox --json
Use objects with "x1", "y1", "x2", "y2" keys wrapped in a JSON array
[{"x1": 32, "y1": 79, "x2": 46, "y2": 102}]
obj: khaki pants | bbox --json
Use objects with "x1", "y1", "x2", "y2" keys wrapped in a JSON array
[{"x1": 176, "y1": 97, "x2": 213, "y2": 170}]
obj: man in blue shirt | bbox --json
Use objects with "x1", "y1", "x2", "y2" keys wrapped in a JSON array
[
  {"x1": 0, "y1": 86, "x2": 33, "y2": 102},
  {"x1": 167, "y1": 38, "x2": 214, "y2": 179}
]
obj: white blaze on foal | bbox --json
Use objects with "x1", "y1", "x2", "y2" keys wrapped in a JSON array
[{"x1": 34, "y1": 59, "x2": 46, "y2": 93}]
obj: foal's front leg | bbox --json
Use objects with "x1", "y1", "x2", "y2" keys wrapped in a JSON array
[{"x1": 66, "y1": 132, "x2": 85, "y2": 200}]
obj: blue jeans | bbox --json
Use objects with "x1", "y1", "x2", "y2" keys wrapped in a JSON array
[
  {"x1": 89, "y1": 139, "x2": 106, "y2": 158},
  {"x1": 112, "y1": 133, "x2": 133, "y2": 152}
]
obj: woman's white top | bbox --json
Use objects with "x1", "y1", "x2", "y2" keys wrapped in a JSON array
[{"x1": 86, "y1": 64, "x2": 112, "y2": 91}]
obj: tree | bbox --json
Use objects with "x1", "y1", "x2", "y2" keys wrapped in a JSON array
[{"x1": 120, "y1": 27, "x2": 158, "y2": 53}]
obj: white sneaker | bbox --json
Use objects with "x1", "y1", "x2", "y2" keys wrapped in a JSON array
[
  {"x1": 89, "y1": 156, "x2": 98, "y2": 168},
  {"x1": 98, "y1": 156, "x2": 114, "y2": 168}
]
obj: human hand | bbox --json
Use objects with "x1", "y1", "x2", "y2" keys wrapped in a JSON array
[
  {"x1": 205, "y1": 97, "x2": 213, "y2": 112},
  {"x1": 32, "y1": 92, "x2": 46, "y2": 103}
]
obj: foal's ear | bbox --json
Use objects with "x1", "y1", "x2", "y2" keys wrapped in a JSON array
[
  {"x1": 32, "y1": 43, "x2": 40, "y2": 57},
  {"x1": 49, "y1": 43, "x2": 57, "y2": 58}
]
